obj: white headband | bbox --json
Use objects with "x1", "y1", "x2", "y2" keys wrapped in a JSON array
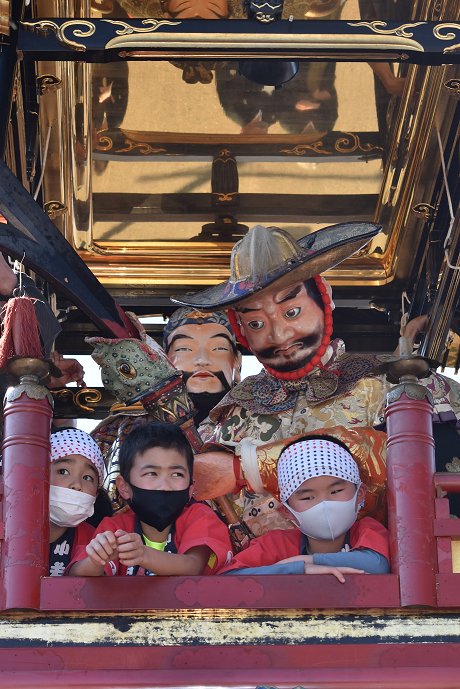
[
  {"x1": 278, "y1": 438, "x2": 360, "y2": 503},
  {"x1": 50, "y1": 429, "x2": 104, "y2": 487}
]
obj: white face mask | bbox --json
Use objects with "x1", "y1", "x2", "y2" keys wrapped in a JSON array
[
  {"x1": 284, "y1": 485, "x2": 359, "y2": 541},
  {"x1": 49, "y1": 485, "x2": 96, "y2": 528}
]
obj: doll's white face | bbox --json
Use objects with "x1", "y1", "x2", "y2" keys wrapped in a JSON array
[{"x1": 167, "y1": 323, "x2": 240, "y2": 393}]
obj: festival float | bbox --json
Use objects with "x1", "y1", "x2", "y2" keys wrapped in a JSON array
[{"x1": 1, "y1": 0, "x2": 460, "y2": 686}]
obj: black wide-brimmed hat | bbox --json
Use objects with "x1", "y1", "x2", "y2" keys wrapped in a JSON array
[{"x1": 171, "y1": 222, "x2": 382, "y2": 311}]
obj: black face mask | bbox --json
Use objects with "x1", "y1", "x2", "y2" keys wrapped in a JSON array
[{"x1": 127, "y1": 483, "x2": 191, "y2": 533}]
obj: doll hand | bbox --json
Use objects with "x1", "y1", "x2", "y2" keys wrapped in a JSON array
[
  {"x1": 86, "y1": 531, "x2": 118, "y2": 567},
  {"x1": 115, "y1": 530, "x2": 146, "y2": 567},
  {"x1": 193, "y1": 451, "x2": 237, "y2": 500},
  {"x1": 304, "y1": 563, "x2": 365, "y2": 583},
  {"x1": 48, "y1": 352, "x2": 86, "y2": 388}
]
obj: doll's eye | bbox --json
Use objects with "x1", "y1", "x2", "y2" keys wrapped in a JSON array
[
  {"x1": 285, "y1": 307, "x2": 301, "y2": 319},
  {"x1": 117, "y1": 361, "x2": 136, "y2": 378},
  {"x1": 248, "y1": 320, "x2": 264, "y2": 330}
]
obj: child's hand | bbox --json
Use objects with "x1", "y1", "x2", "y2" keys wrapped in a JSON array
[
  {"x1": 304, "y1": 563, "x2": 365, "y2": 583},
  {"x1": 115, "y1": 530, "x2": 145, "y2": 567},
  {"x1": 86, "y1": 531, "x2": 118, "y2": 567}
]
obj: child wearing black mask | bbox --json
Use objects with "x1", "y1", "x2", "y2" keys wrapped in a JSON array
[{"x1": 68, "y1": 423, "x2": 233, "y2": 577}]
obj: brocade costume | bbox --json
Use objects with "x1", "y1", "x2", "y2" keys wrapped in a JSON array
[{"x1": 200, "y1": 339, "x2": 460, "y2": 535}]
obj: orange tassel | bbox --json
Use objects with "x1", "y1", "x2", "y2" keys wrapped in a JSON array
[{"x1": 0, "y1": 296, "x2": 43, "y2": 371}]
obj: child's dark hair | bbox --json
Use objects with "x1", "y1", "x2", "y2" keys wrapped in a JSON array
[
  {"x1": 119, "y1": 422, "x2": 194, "y2": 482},
  {"x1": 86, "y1": 487, "x2": 113, "y2": 528},
  {"x1": 279, "y1": 434, "x2": 354, "y2": 461}
]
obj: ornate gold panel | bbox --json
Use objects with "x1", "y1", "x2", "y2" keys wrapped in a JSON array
[{"x1": 36, "y1": 0, "x2": 460, "y2": 294}]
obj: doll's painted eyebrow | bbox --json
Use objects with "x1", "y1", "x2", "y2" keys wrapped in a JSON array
[
  {"x1": 240, "y1": 285, "x2": 303, "y2": 313},
  {"x1": 274, "y1": 285, "x2": 303, "y2": 304},
  {"x1": 168, "y1": 332, "x2": 232, "y2": 348},
  {"x1": 168, "y1": 333, "x2": 193, "y2": 347}
]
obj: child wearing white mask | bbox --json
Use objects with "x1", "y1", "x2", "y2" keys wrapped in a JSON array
[
  {"x1": 218, "y1": 435, "x2": 390, "y2": 582},
  {"x1": 49, "y1": 429, "x2": 106, "y2": 577}
]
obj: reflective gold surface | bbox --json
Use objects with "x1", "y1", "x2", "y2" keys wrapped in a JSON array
[
  {"x1": 36, "y1": 0, "x2": 460, "y2": 293},
  {"x1": 0, "y1": 0, "x2": 10, "y2": 37}
]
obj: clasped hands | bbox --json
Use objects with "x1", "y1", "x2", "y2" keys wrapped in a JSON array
[{"x1": 86, "y1": 529, "x2": 146, "y2": 569}]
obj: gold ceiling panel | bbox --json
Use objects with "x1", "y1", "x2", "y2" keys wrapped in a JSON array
[{"x1": 36, "y1": 0, "x2": 460, "y2": 294}]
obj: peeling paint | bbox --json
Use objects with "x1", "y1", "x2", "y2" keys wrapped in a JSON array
[{"x1": 0, "y1": 611, "x2": 459, "y2": 646}]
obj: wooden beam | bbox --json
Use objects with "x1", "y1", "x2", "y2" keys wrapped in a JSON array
[{"x1": 93, "y1": 192, "x2": 378, "y2": 224}]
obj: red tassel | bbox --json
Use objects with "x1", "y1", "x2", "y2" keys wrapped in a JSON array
[{"x1": 0, "y1": 296, "x2": 43, "y2": 371}]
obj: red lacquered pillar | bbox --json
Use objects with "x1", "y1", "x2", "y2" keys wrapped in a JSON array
[
  {"x1": 2, "y1": 368, "x2": 53, "y2": 610},
  {"x1": 385, "y1": 383, "x2": 437, "y2": 607}
]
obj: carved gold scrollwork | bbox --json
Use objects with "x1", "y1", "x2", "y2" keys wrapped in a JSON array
[
  {"x1": 212, "y1": 192, "x2": 239, "y2": 201},
  {"x1": 51, "y1": 388, "x2": 102, "y2": 413},
  {"x1": 36, "y1": 74, "x2": 62, "y2": 95},
  {"x1": 75, "y1": 388, "x2": 102, "y2": 412},
  {"x1": 254, "y1": 12, "x2": 275, "y2": 22},
  {"x1": 433, "y1": 23, "x2": 460, "y2": 53},
  {"x1": 95, "y1": 135, "x2": 113, "y2": 151},
  {"x1": 21, "y1": 20, "x2": 95, "y2": 51},
  {"x1": 115, "y1": 140, "x2": 166, "y2": 155},
  {"x1": 412, "y1": 203, "x2": 437, "y2": 221},
  {"x1": 252, "y1": 1, "x2": 283, "y2": 9},
  {"x1": 444, "y1": 78, "x2": 460, "y2": 98},
  {"x1": 348, "y1": 21, "x2": 426, "y2": 38},
  {"x1": 335, "y1": 132, "x2": 384, "y2": 154},
  {"x1": 279, "y1": 142, "x2": 331, "y2": 155},
  {"x1": 44, "y1": 201, "x2": 68, "y2": 219},
  {"x1": 102, "y1": 18, "x2": 179, "y2": 37}
]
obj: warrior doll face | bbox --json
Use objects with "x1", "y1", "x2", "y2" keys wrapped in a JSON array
[
  {"x1": 167, "y1": 323, "x2": 240, "y2": 394},
  {"x1": 237, "y1": 281, "x2": 325, "y2": 373}
]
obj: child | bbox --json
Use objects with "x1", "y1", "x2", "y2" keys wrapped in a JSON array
[
  {"x1": 49, "y1": 429, "x2": 106, "y2": 577},
  {"x1": 217, "y1": 435, "x2": 390, "y2": 582},
  {"x1": 68, "y1": 423, "x2": 233, "y2": 576}
]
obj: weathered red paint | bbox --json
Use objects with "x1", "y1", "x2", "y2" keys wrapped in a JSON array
[
  {"x1": 385, "y1": 393, "x2": 437, "y2": 607},
  {"x1": 40, "y1": 573, "x2": 400, "y2": 611},
  {"x1": 1, "y1": 666, "x2": 460, "y2": 688},
  {"x1": 1, "y1": 643, "x2": 460, "y2": 671},
  {"x1": 434, "y1": 519, "x2": 460, "y2": 536},
  {"x1": 435, "y1": 498, "x2": 452, "y2": 573},
  {"x1": 2, "y1": 394, "x2": 52, "y2": 610},
  {"x1": 436, "y1": 573, "x2": 460, "y2": 606},
  {"x1": 436, "y1": 537, "x2": 453, "y2": 573},
  {"x1": 434, "y1": 474, "x2": 460, "y2": 492}
]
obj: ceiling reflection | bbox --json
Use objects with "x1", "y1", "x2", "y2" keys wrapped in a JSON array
[
  {"x1": 90, "y1": 0, "x2": 415, "y2": 22},
  {"x1": 90, "y1": 53, "x2": 397, "y2": 246}
]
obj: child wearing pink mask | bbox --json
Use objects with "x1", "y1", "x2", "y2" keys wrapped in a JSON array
[
  {"x1": 49, "y1": 429, "x2": 106, "y2": 577},
  {"x1": 217, "y1": 436, "x2": 390, "y2": 582}
]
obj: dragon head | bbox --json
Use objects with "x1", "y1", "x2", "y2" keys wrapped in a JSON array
[{"x1": 86, "y1": 312, "x2": 178, "y2": 404}]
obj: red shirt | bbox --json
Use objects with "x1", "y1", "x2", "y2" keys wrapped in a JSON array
[
  {"x1": 69, "y1": 503, "x2": 233, "y2": 576},
  {"x1": 74, "y1": 521, "x2": 95, "y2": 552},
  {"x1": 216, "y1": 517, "x2": 389, "y2": 574}
]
